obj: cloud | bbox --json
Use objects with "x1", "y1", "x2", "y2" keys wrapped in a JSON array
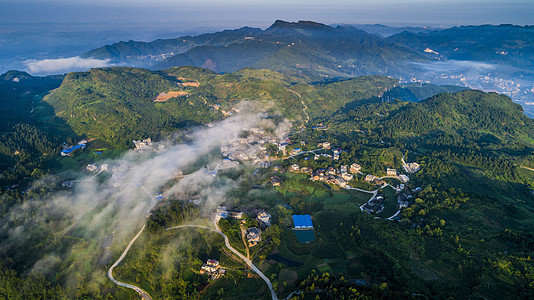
[
  {"x1": 409, "y1": 60, "x2": 497, "y2": 74},
  {"x1": 24, "y1": 56, "x2": 112, "y2": 75}
]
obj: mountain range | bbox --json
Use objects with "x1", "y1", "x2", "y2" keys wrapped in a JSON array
[{"x1": 82, "y1": 21, "x2": 534, "y2": 81}]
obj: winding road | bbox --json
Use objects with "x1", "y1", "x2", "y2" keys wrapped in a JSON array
[
  {"x1": 107, "y1": 185, "x2": 155, "y2": 299},
  {"x1": 166, "y1": 220, "x2": 278, "y2": 300},
  {"x1": 107, "y1": 224, "x2": 153, "y2": 300}
]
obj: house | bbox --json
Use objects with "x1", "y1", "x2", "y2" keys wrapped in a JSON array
[
  {"x1": 399, "y1": 174, "x2": 409, "y2": 183},
  {"x1": 403, "y1": 162, "x2": 421, "y2": 173},
  {"x1": 133, "y1": 138, "x2": 152, "y2": 150},
  {"x1": 291, "y1": 164, "x2": 300, "y2": 171},
  {"x1": 340, "y1": 165, "x2": 348, "y2": 173},
  {"x1": 100, "y1": 164, "x2": 108, "y2": 172},
  {"x1": 326, "y1": 167, "x2": 336, "y2": 175},
  {"x1": 228, "y1": 211, "x2": 243, "y2": 219},
  {"x1": 311, "y1": 174, "x2": 320, "y2": 181},
  {"x1": 271, "y1": 176, "x2": 281, "y2": 186},
  {"x1": 333, "y1": 148, "x2": 342, "y2": 155},
  {"x1": 86, "y1": 164, "x2": 98, "y2": 172},
  {"x1": 322, "y1": 142, "x2": 331, "y2": 149},
  {"x1": 290, "y1": 148, "x2": 302, "y2": 155},
  {"x1": 334, "y1": 178, "x2": 347, "y2": 187},
  {"x1": 200, "y1": 259, "x2": 225, "y2": 279},
  {"x1": 257, "y1": 211, "x2": 271, "y2": 225},
  {"x1": 387, "y1": 168, "x2": 397, "y2": 176},
  {"x1": 364, "y1": 174, "x2": 376, "y2": 182},
  {"x1": 342, "y1": 173, "x2": 354, "y2": 182},
  {"x1": 201, "y1": 259, "x2": 220, "y2": 273},
  {"x1": 216, "y1": 206, "x2": 228, "y2": 219},
  {"x1": 333, "y1": 154, "x2": 339, "y2": 160},
  {"x1": 314, "y1": 154, "x2": 320, "y2": 160},
  {"x1": 246, "y1": 227, "x2": 261, "y2": 246},
  {"x1": 350, "y1": 163, "x2": 361, "y2": 174},
  {"x1": 300, "y1": 167, "x2": 313, "y2": 175}
]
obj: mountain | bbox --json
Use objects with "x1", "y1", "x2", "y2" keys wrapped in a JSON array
[
  {"x1": 382, "y1": 83, "x2": 468, "y2": 102},
  {"x1": 386, "y1": 24, "x2": 534, "y2": 68},
  {"x1": 154, "y1": 20, "x2": 428, "y2": 78},
  {"x1": 334, "y1": 23, "x2": 438, "y2": 37},
  {"x1": 81, "y1": 26, "x2": 263, "y2": 67}
]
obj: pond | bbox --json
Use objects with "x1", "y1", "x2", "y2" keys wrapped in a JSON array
[{"x1": 293, "y1": 229, "x2": 315, "y2": 243}]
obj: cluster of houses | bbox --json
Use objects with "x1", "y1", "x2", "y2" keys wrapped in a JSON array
[
  {"x1": 200, "y1": 259, "x2": 225, "y2": 280},
  {"x1": 246, "y1": 210, "x2": 272, "y2": 246},
  {"x1": 133, "y1": 138, "x2": 153, "y2": 150},
  {"x1": 86, "y1": 163, "x2": 108, "y2": 173},
  {"x1": 287, "y1": 162, "x2": 362, "y2": 188},
  {"x1": 220, "y1": 127, "x2": 287, "y2": 164},
  {"x1": 361, "y1": 193, "x2": 385, "y2": 214},
  {"x1": 132, "y1": 138, "x2": 165, "y2": 151},
  {"x1": 216, "y1": 206, "x2": 244, "y2": 220},
  {"x1": 216, "y1": 207, "x2": 272, "y2": 247}
]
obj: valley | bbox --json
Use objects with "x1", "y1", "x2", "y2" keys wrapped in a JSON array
[
  {"x1": 0, "y1": 63, "x2": 533, "y2": 299},
  {"x1": 0, "y1": 16, "x2": 534, "y2": 300}
]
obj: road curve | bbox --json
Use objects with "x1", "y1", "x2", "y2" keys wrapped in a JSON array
[
  {"x1": 167, "y1": 221, "x2": 279, "y2": 300},
  {"x1": 107, "y1": 225, "x2": 153, "y2": 300}
]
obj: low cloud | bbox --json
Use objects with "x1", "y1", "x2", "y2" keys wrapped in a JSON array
[
  {"x1": 410, "y1": 60, "x2": 497, "y2": 74},
  {"x1": 24, "y1": 56, "x2": 112, "y2": 75}
]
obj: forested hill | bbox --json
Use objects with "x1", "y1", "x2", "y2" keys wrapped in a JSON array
[
  {"x1": 387, "y1": 90, "x2": 534, "y2": 137},
  {"x1": 42, "y1": 66, "x2": 399, "y2": 147},
  {"x1": 0, "y1": 71, "x2": 67, "y2": 186}
]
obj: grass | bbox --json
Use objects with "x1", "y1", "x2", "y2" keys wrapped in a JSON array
[{"x1": 376, "y1": 186, "x2": 398, "y2": 218}]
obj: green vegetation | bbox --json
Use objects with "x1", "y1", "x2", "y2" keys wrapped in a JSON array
[{"x1": 1, "y1": 65, "x2": 534, "y2": 300}]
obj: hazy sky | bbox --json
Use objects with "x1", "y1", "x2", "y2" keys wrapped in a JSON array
[
  {"x1": 1, "y1": 0, "x2": 533, "y2": 30},
  {"x1": 0, "y1": 0, "x2": 532, "y2": 74}
]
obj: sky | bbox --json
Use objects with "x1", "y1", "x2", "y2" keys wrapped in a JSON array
[
  {"x1": 1, "y1": 0, "x2": 533, "y2": 29},
  {"x1": 0, "y1": 0, "x2": 532, "y2": 73}
]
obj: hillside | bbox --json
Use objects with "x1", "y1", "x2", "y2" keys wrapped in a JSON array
[{"x1": 42, "y1": 66, "x2": 402, "y2": 147}]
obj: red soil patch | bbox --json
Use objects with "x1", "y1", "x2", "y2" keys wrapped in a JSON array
[{"x1": 154, "y1": 91, "x2": 188, "y2": 102}]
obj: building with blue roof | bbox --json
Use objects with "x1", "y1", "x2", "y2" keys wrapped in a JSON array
[
  {"x1": 61, "y1": 144, "x2": 86, "y2": 156},
  {"x1": 292, "y1": 215, "x2": 313, "y2": 229}
]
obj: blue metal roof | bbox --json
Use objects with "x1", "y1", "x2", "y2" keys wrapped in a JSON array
[
  {"x1": 61, "y1": 144, "x2": 86, "y2": 154},
  {"x1": 292, "y1": 215, "x2": 313, "y2": 228}
]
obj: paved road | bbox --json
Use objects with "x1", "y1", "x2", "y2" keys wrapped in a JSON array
[
  {"x1": 520, "y1": 165, "x2": 534, "y2": 172},
  {"x1": 107, "y1": 224, "x2": 153, "y2": 300},
  {"x1": 107, "y1": 185, "x2": 157, "y2": 299},
  {"x1": 167, "y1": 221, "x2": 279, "y2": 300}
]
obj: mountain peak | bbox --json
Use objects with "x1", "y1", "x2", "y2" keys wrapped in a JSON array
[{"x1": 267, "y1": 20, "x2": 331, "y2": 30}]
